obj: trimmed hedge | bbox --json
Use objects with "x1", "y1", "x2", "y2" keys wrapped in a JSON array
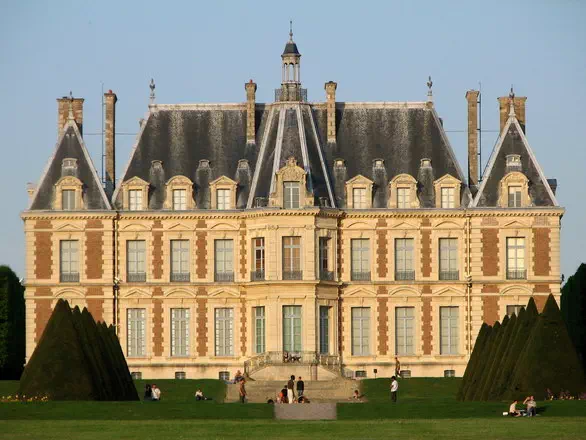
[
  {"x1": 474, "y1": 316, "x2": 509, "y2": 401},
  {"x1": 464, "y1": 321, "x2": 499, "y2": 401},
  {"x1": 457, "y1": 323, "x2": 490, "y2": 400},
  {"x1": 480, "y1": 313, "x2": 516, "y2": 400},
  {"x1": 0, "y1": 265, "x2": 25, "y2": 379}
]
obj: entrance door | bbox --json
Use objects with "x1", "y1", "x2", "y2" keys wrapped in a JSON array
[{"x1": 283, "y1": 306, "x2": 302, "y2": 352}]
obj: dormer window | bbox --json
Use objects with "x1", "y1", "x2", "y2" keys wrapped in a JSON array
[
  {"x1": 164, "y1": 175, "x2": 194, "y2": 210},
  {"x1": 441, "y1": 187, "x2": 455, "y2": 209},
  {"x1": 129, "y1": 189, "x2": 143, "y2": 211},
  {"x1": 173, "y1": 189, "x2": 187, "y2": 210},
  {"x1": 498, "y1": 171, "x2": 529, "y2": 208},
  {"x1": 62, "y1": 189, "x2": 76, "y2": 210},
  {"x1": 284, "y1": 182, "x2": 300, "y2": 209},
  {"x1": 217, "y1": 189, "x2": 230, "y2": 210},
  {"x1": 209, "y1": 176, "x2": 237, "y2": 210},
  {"x1": 345, "y1": 175, "x2": 373, "y2": 209},
  {"x1": 434, "y1": 174, "x2": 461, "y2": 209},
  {"x1": 388, "y1": 174, "x2": 419, "y2": 209},
  {"x1": 508, "y1": 186, "x2": 522, "y2": 207},
  {"x1": 53, "y1": 175, "x2": 84, "y2": 210},
  {"x1": 352, "y1": 188, "x2": 367, "y2": 209}
]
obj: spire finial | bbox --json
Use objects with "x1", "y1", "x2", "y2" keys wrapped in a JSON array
[
  {"x1": 508, "y1": 85, "x2": 516, "y2": 117},
  {"x1": 427, "y1": 76, "x2": 433, "y2": 101},
  {"x1": 68, "y1": 91, "x2": 74, "y2": 121},
  {"x1": 149, "y1": 78, "x2": 156, "y2": 104},
  {"x1": 289, "y1": 20, "x2": 293, "y2": 42}
]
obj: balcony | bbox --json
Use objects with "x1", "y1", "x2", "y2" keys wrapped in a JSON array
[
  {"x1": 274, "y1": 88, "x2": 307, "y2": 102},
  {"x1": 250, "y1": 270, "x2": 265, "y2": 281},
  {"x1": 283, "y1": 270, "x2": 303, "y2": 280},
  {"x1": 215, "y1": 271, "x2": 235, "y2": 282},
  {"x1": 127, "y1": 273, "x2": 146, "y2": 282},
  {"x1": 320, "y1": 270, "x2": 334, "y2": 281},
  {"x1": 507, "y1": 269, "x2": 527, "y2": 280},
  {"x1": 60, "y1": 272, "x2": 79, "y2": 283},
  {"x1": 439, "y1": 270, "x2": 459, "y2": 281},
  {"x1": 395, "y1": 270, "x2": 415, "y2": 281},
  {"x1": 351, "y1": 271, "x2": 371, "y2": 281},
  {"x1": 170, "y1": 272, "x2": 190, "y2": 282}
]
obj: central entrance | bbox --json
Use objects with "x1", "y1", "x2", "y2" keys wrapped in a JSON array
[{"x1": 283, "y1": 305, "x2": 302, "y2": 352}]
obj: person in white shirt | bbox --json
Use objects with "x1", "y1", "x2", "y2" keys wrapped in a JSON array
[
  {"x1": 509, "y1": 400, "x2": 521, "y2": 417},
  {"x1": 151, "y1": 384, "x2": 161, "y2": 401},
  {"x1": 195, "y1": 389, "x2": 204, "y2": 401},
  {"x1": 390, "y1": 376, "x2": 399, "y2": 403}
]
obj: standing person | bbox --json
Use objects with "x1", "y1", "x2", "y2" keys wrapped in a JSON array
[
  {"x1": 287, "y1": 375, "x2": 295, "y2": 404},
  {"x1": 239, "y1": 379, "x2": 247, "y2": 403},
  {"x1": 296, "y1": 376, "x2": 305, "y2": 398},
  {"x1": 151, "y1": 384, "x2": 161, "y2": 401},
  {"x1": 390, "y1": 376, "x2": 398, "y2": 403},
  {"x1": 395, "y1": 357, "x2": 401, "y2": 378}
]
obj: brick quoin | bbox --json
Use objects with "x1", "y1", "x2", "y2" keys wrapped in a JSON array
[
  {"x1": 420, "y1": 230, "x2": 432, "y2": 277},
  {"x1": 377, "y1": 291, "x2": 388, "y2": 355},
  {"x1": 196, "y1": 289, "x2": 207, "y2": 356},
  {"x1": 34, "y1": 231, "x2": 53, "y2": 279},
  {"x1": 152, "y1": 299, "x2": 163, "y2": 356},
  {"x1": 533, "y1": 284, "x2": 551, "y2": 312},
  {"x1": 481, "y1": 229, "x2": 499, "y2": 276},
  {"x1": 239, "y1": 221, "x2": 247, "y2": 279},
  {"x1": 240, "y1": 295, "x2": 247, "y2": 356},
  {"x1": 196, "y1": 220, "x2": 207, "y2": 279},
  {"x1": 152, "y1": 231, "x2": 163, "y2": 280},
  {"x1": 338, "y1": 232, "x2": 345, "y2": 280},
  {"x1": 339, "y1": 298, "x2": 345, "y2": 354},
  {"x1": 34, "y1": 299, "x2": 52, "y2": 343},
  {"x1": 86, "y1": 298, "x2": 104, "y2": 322},
  {"x1": 376, "y1": 219, "x2": 388, "y2": 278},
  {"x1": 533, "y1": 228, "x2": 551, "y2": 276},
  {"x1": 85, "y1": 231, "x2": 103, "y2": 279},
  {"x1": 421, "y1": 287, "x2": 432, "y2": 355},
  {"x1": 85, "y1": 219, "x2": 103, "y2": 229},
  {"x1": 152, "y1": 287, "x2": 163, "y2": 297}
]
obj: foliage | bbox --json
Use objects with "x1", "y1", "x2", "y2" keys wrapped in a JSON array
[
  {"x1": 457, "y1": 323, "x2": 490, "y2": 400},
  {"x1": 481, "y1": 313, "x2": 517, "y2": 400},
  {"x1": 476, "y1": 314, "x2": 512, "y2": 400},
  {"x1": 0, "y1": 265, "x2": 25, "y2": 379},
  {"x1": 466, "y1": 321, "x2": 500, "y2": 400},
  {"x1": 562, "y1": 263, "x2": 586, "y2": 371}
]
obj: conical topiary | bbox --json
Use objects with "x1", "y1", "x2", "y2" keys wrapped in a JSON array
[
  {"x1": 475, "y1": 315, "x2": 510, "y2": 400},
  {"x1": 464, "y1": 321, "x2": 499, "y2": 401},
  {"x1": 18, "y1": 300, "x2": 97, "y2": 400},
  {"x1": 481, "y1": 313, "x2": 517, "y2": 400},
  {"x1": 505, "y1": 295, "x2": 586, "y2": 400},
  {"x1": 458, "y1": 323, "x2": 490, "y2": 400}
]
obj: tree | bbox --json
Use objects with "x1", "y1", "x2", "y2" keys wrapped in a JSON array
[
  {"x1": 457, "y1": 323, "x2": 490, "y2": 400},
  {"x1": 481, "y1": 313, "x2": 517, "y2": 400},
  {"x1": 474, "y1": 315, "x2": 510, "y2": 400},
  {"x1": 464, "y1": 321, "x2": 500, "y2": 401},
  {"x1": 562, "y1": 263, "x2": 586, "y2": 371},
  {"x1": 0, "y1": 265, "x2": 25, "y2": 379}
]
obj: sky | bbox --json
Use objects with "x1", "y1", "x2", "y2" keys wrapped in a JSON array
[{"x1": 0, "y1": 0, "x2": 584, "y2": 279}]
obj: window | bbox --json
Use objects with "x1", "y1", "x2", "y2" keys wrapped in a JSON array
[
  {"x1": 173, "y1": 189, "x2": 187, "y2": 210},
  {"x1": 60, "y1": 240, "x2": 79, "y2": 282},
  {"x1": 319, "y1": 237, "x2": 332, "y2": 280},
  {"x1": 252, "y1": 238, "x2": 265, "y2": 281},
  {"x1": 352, "y1": 188, "x2": 367, "y2": 209},
  {"x1": 283, "y1": 237, "x2": 301, "y2": 280},
  {"x1": 444, "y1": 370, "x2": 456, "y2": 378},
  {"x1": 171, "y1": 240, "x2": 190, "y2": 282},
  {"x1": 215, "y1": 239, "x2": 234, "y2": 282},
  {"x1": 129, "y1": 189, "x2": 143, "y2": 211},
  {"x1": 219, "y1": 371, "x2": 230, "y2": 381},
  {"x1": 395, "y1": 307, "x2": 415, "y2": 355},
  {"x1": 440, "y1": 306, "x2": 459, "y2": 355},
  {"x1": 441, "y1": 187, "x2": 455, "y2": 208},
  {"x1": 283, "y1": 305, "x2": 302, "y2": 352},
  {"x1": 319, "y1": 306, "x2": 330, "y2": 354},
  {"x1": 171, "y1": 308, "x2": 190, "y2": 357},
  {"x1": 284, "y1": 182, "x2": 300, "y2": 209},
  {"x1": 400, "y1": 370, "x2": 412, "y2": 378},
  {"x1": 506, "y1": 237, "x2": 526, "y2": 279},
  {"x1": 508, "y1": 186, "x2": 522, "y2": 208},
  {"x1": 395, "y1": 238, "x2": 414, "y2": 280},
  {"x1": 351, "y1": 239, "x2": 370, "y2": 281},
  {"x1": 351, "y1": 307, "x2": 370, "y2": 356},
  {"x1": 254, "y1": 307, "x2": 265, "y2": 354},
  {"x1": 506, "y1": 305, "x2": 524, "y2": 317},
  {"x1": 355, "y1": 370, "x2": 367, "y2": 378},
  {"x1": 397, "y1": 188, "x2": 410, "y2": 209},
  {"x1": 62, "y1": 190, "x2": 76, "y2": 210},
  {"x1": 175, "y1": 372, "x2": 186, "y2": 379},
  {"x1": 439, "y1": 238, "x2": 458, "y2": 280},
  {"x1": 127, "y1": 240, "x2": 146, "y2": 282},
  {"x1": 216, "y1": 189, "x2": 230, "y2": 210},
  {"x1": 131, "y1": 372, "x2": 142, "y2": 380},
  {"x1": 215, "y1": 308, "x2": 234, "y2": 356},
  {"x1": 127, "y1": 308, "x2": 146, "y2": 357}
]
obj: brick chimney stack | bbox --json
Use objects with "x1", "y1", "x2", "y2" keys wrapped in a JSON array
[
  {"x1": 245, "y1": 80, "x2": 257, "y2": 144},
  {"x1": 498, "y1": 95, "x2": 526, "y2": 133},
  {"x1": 57, "y1": 95, "x2": 84, "y2": 138},
  {"x1": 465, "y1": 90, "x2": 480, "y2": 188},
  {"x1": 325, "y1": 81, "x2": 337, "y2": 144},
  {"x1": 104, "y1": 90, "x2": 117, "y2": 196}
]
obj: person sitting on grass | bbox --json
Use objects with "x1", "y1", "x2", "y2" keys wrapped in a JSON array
[
  {"x1": 298, "y1": 395, "x2": 310, "y2": 403},
  {"x1": 508, "y1": 400, "x2": 521, "y2": 417},
  {"x1": 195, "y1": 389, "x2": 211, "y2": 401},
  {"x1": 144, "y1": 384, "x2": 152, "y2": 401},
  {"x1": 523, "y1": 396, "x2": 537, "y2": 417},
  {"x1": 151, "y1": 384, "x2": 161, "y2": 401}
]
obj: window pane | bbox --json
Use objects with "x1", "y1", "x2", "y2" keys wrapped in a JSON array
[
  {"x1": 217, "y1": 189, "x2": 230, "y2": 210},
  {"x1": 171, "y1": 308, "x2": 190, "y2": 357},
  {"x1": 127, "y1": 308, "x2": 146, "y2": 357},
  {"x1": 173, "y1": 189, "x2": 187, "y2": 210},
  {"x1": 351, "y1": 307, "x2": 370, "y2": 356},
  {"x1": 283, "y1": 306, "x2": 302, "y2": 352},
  {"x1": 215, "y1": 308, "x2": 234, "y2": 356},
  {"x1": 353, "y1": 188, "x2": 367, "y2": 209},
  {"x1": 255, "y1": 307, "x2": 265, "y2": 353},
  {"x1": 397, "y1": 188, "x2": 410, "y2": 209},
  {"x1": 440, "y1": 306, "x2": 459, "y2": 355},
  {"x1": 284, "y1": 182, "x2": 300, "y2": 209},
  {"x1": 62, "y1": 190, "x2": 75, "y2": 210},
  {"x1": 171, "y1": 240, "x2": 189, "y2": 275},
  {"x1": 319, "y1": 306, "x2": 329, "y2": 354},
  {"x1": 129, "y1": 190, "x2": 143, "y2": 211},
  {"x1": 396, "y1": 307, "x2": 414, "y2": 355}
]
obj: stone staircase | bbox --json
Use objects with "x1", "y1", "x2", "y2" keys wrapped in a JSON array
[{"x1": 226, "y1": 378, "x2": 358, "y2": 403}]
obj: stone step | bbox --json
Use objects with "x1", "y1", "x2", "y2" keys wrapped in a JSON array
[{"x1": 274, "y1": 403, "x2": 337, "y2": 420}]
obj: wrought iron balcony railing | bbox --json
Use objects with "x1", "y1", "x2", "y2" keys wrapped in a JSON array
[
  {"x1": 60, "y1": 272, "x2": 79, "y2": 283},
  {"x1": 283, "y1": 270, "x2": 303, "y2": 280},
  {"x1": 215, "y1": 271, "x2": 235, "y2": 282},
  {"x1": 439, "y1": 270, "x2": 459, "y2": 281},
  {"x1": 250, "y1": 270, "x2": 265, "y2": 281},
  {"x1": 170, "y1": 272, "x2": 190, "y2": 282},
  {"x1": 320, "y1": 270, "x2": 334, "y2": 281},
  {"x1": 507, "y1": 269, "x2": 527, "y2": 280},
  {"x1": 395, "y1": 270, "x2": 415, "y2": 281},
  {"x1": 351, "y1": 271, "x2": 371, "y2": 281},
  {"x1": 127, "y1": 273, "x2": 146, "y2": 282}
]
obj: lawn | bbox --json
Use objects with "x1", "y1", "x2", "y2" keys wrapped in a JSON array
[{"x1": 1, "y1": 378, "x2": 586, "y2": 439}]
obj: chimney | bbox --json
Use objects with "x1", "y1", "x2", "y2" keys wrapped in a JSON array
[
  {"x1": 57, "y1": 94, "x2": 84, "y2": 138},
  {"x1": 465, "y1": 90, "x2": 480, "y2": 188},
  {"x1": 498, "y1": 95, "x2": 526, "y2": 133},
  {"x1": 325, "y1": 81, "x2": 337, "y2": 144},
  {"x1": 245, "y1": 80, "x2": 257, "y2": 144},
  {"x1": 104, "y1": 90, "x2": 117, "y2": 196}
]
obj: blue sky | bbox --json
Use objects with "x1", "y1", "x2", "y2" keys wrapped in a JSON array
[{"x1": 0, "y1": 0, "x2": 584, "y2": 279}]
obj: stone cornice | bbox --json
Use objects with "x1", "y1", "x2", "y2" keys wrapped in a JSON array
[{"x1": 21, "y1": 211, "x2": 116, "y2": 221}]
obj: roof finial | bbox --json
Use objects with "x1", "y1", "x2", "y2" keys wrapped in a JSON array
[
  {"x1": 508, "y1": 85, "x2": 516, "y2": 117},
  {"x1": 427, "y1": 76, "x2": 433, "y2": 101},
  {"x1": 149, "y1": 78, "x2": 156, "y2": 104},
  {"x1": 67, "y1": 91, "x2": 74, "y2": 121},
  {"x1": 289, "y1": 20, "x2": 293, "y2": 42}
]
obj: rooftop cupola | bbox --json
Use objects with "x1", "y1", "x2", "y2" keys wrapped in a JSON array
[{"x1": 278, "y1": 22, "x2": 306, "y2": 102}]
